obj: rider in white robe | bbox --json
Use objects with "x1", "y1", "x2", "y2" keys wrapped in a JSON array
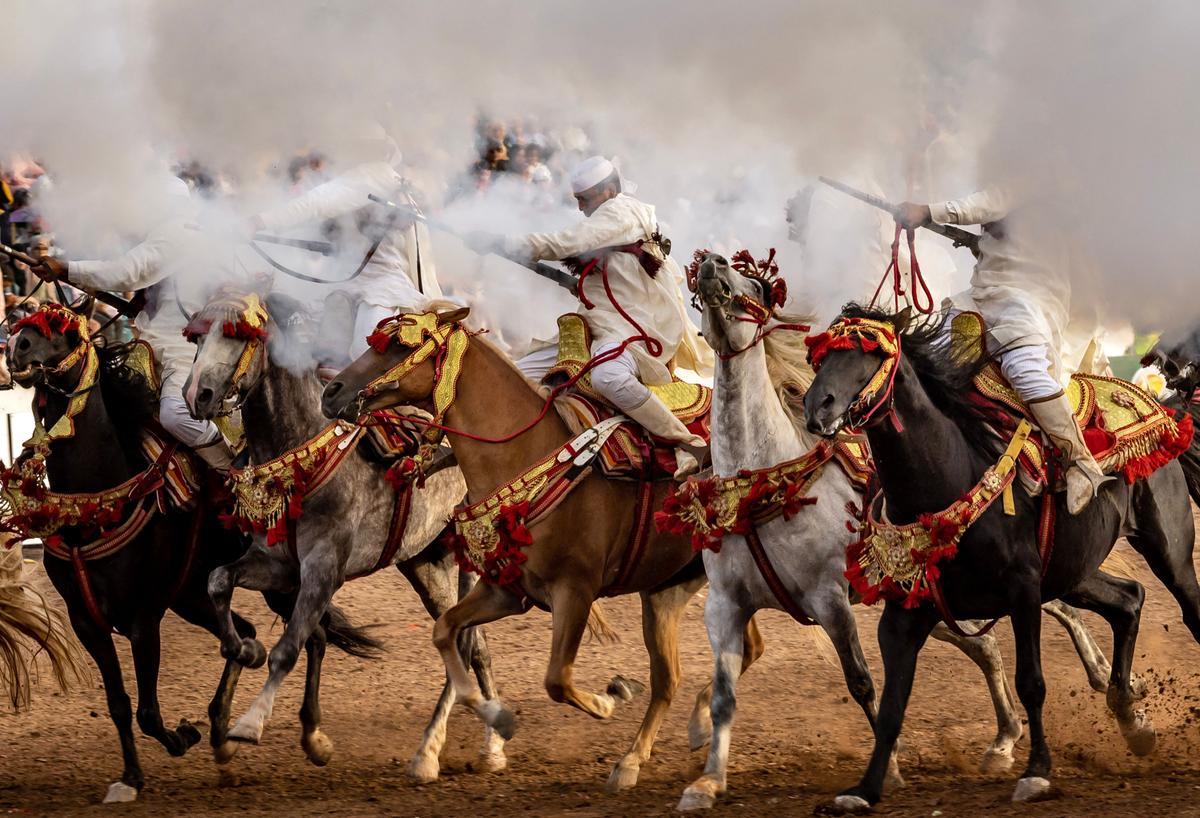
[
  {"x1": 251, "y1": 125, "x2": 440, "y2": 360},
  {"x1": 468, "y1": 156, "x2": 714, "y2": 477},
  {"x1": 897, "y1": 188, "x2": 1111, "y2": 513},
  {"x1": 32, "y1": 177, "x2": 234, "y2": 470}
]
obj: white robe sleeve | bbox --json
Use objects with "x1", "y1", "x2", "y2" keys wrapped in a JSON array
[
  {"x1": 929, "y1": 188, "x2": 1011, "y2": 226},
  {"x1": 257, "y1": 164, "x2": 398, "y2": 231},
  {"x1": 505, "y1": 200, "x2": 636, "y2": 263},
  {"x1": 67, "y1": 234, "x2": 169, "y2": 292}
]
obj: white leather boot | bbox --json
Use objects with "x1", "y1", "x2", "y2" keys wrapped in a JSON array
[
  {"x1": 1028, "y1": 392, "x2": 1114, "y2": 514},
  {"x1": 622, "y1": 394, "x2": 708, "y2": 479}
]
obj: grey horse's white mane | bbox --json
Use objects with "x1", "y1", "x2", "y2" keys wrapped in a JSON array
[{"x1": 760, "y1": 311, "x2": 818, "y2": 435}]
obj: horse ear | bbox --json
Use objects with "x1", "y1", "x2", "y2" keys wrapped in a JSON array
[
  {"x1": 894, "y1": 306, "x2": 914, "y2": 333},
  {"x1": 436, "y1": 306, "x2": 471, "y2": 326}
]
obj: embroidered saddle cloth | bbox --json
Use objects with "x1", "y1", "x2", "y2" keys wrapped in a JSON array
[
  {"x1": 546, "y1": 314, "x2": 711, "y2": 480},
  {"x1": 949, "y1": 312, "x2": 1192, "y2": 484}
]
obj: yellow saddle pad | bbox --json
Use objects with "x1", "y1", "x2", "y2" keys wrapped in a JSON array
[{"x1": 544, "y1": 313, "x2": 710, "y2": 422}]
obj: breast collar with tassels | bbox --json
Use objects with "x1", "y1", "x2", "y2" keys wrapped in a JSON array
[
  {"x1": 182, "y1": 292, "x2": 270, "y2": 414},
  {"x1": 805, "y1": 316, "x2": 903, "y2": 432},
  {"x1": 2, "y1": 304, "x2": 198, "y2": 632}
]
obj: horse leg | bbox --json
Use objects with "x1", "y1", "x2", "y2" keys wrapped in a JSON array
[
  {"x1": 459, "y1": 571, "x2": 506, "y2": 773},
  {"x1": 170, "y1": 592, "x2": 257, "y2": 764},
  {"x1": 678, "y1": 587, "x2": 750, "y2": 811},
  {"x1": 1041, "y1": 599, "x2": 1114, "y2": 693},
  {"x1": 398, "y1": 545, "x2": 505, "y2": 783},
  {"x1": 1062, "y1": 572, "x2": 1155, "y2": 756},
  {"x1": 688, "y1": 615, "x2": 764, "y2": 753},
  {"x1": 607, "y1": 575, "x2": 705, "y2": 793},
  {"x1": 69, "y1": 611, "x2": 143, "y2": 803},
  {"x1": 833, "y1": 603, "x2": 937, "y2": 812},
  {"x1": 298, "y1": 623, "x2": 334, "y2": 765},
  {"x1": 930, "y1": 620, "x2": 1023, "y2": 773},
  {"x1": 431, "y1": 580, "x2": 526, "y2": 737},
  {"x1": 208, "y1": 549, "x2": 293, "y2": 669},
  {"x1": 813, "y1": 592, "x2": 905, "y2": 791},
  {"x1": 1008, "y1": 584, "x2": 1054, "y2": 803},
  {"x1": 544, "y1": 581, "x2": 632, "y2": 719},
  {"x1": 1126, "y1": 522, "x2": 1200, "y2": 644},
  {"x1": 228, "y1": 547, "x2": 339, "y2": 744},
  {"x1": 128, "y1": 614, "x2": 203, "y2": 757}
]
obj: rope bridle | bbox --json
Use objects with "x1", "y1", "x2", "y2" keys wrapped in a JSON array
[
  {"x1": 806, "y1": 316, "x2": 903, "y2": 432},
  {"x1": 182, "y1": 292, "x2": 270, "y2": 415},
  {"x1": 685, "y1": 249, "x2": 809, "y2": 359}
]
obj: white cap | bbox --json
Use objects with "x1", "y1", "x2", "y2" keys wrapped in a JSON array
[{"x1": 570, "y1": 155, "x2": 616, "y2": 193}]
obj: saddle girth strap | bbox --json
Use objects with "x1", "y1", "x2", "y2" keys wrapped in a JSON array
[
  {"x1": 743, "y1": 523, "x2": 816, "y2": 626},
  {"x1": 603, "y1": 478, "x2": 654, "y2": 597},
  {"x1": 349, "y1": 483, "x2": 415, "y2": 581}
]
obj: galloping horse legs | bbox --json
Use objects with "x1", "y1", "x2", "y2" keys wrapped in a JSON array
[
  {"x1": 687, "y1": 616, "x2": 765, "y2": 753},
  {"x1": 66, "y1": 609, "x2": 143, "y2": 802},
  {"x1": 1062, "y1": 571, "x2": 1156, "y2": 757},
  {"x1": 835, "y1": 602, "x2": 938, "y2": 811},
  {"x1": 298, "y1": 623, "x2": 333, "y2": 765},
  {"x1": 607, "y1": 575, "x2": 706, "y2": 793},
  {"x1": 1042, "y1": 599, "x2": 1114, "y2": 693},
  {"x1": 929, "y1": 622, "x2": 1023, "y2": 772},
  {"x1": 128, "y1": 614, "x2": 203, "y2": 757},
  {"x1": 432, "y1": 580, "x2": 526, "y2": 737},
  {"x1": 678, "y1": 587, "x2": 751, "y2": 811},
  {"x1": 228, "y1": 546, "x2": 339, "y2": 744},
  {"x1": 544, "y1": 580, "x2": 636, "y2": 719},
  {"x1": 399, "y1": 543, "x2": 506, "y2": 783},
  {"x1": 1008, "y1": 582, "x2": 1053, "y2": 802},
  {"x1": 208, "y1": 548, "x2": 294, "y2": 669}
]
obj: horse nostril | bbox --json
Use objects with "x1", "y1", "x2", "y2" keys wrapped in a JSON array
[
  {"x1": 197, "y1": 387, "x2": 214, "y2": 408},
  {"x1": 820, "y1": 393, "x2": 835, "y2": 409},
  {"x1": 325, "y1": 381, "x2": 343, "y2": 398},
  {"x1": 15, "y1": 337, "x2": 30, "y2": 353}
]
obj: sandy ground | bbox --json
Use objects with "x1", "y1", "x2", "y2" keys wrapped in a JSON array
[{"x1": 5, "y1": 536, "x2": 1200, "y2": 818}]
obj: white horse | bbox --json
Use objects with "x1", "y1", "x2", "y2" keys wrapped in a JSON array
[{"x1": 678, "y1": 252, "x2": 1113, "y2": 811}]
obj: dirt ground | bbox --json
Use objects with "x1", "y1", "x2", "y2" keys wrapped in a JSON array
[{"x1": 6, "y1": 536, "x2": 1200, "y2": 818}]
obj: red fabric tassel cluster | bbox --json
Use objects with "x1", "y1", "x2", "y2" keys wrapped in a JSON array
[
  {"x1": 1121, "y1": 410, "x2": 1195, "y2": 484},
  {"x1": 448, "y1": 502, "x2": 533, "y2": 590},
  {"x1": 366, "y1": 329, "x2": 393, "y2": 354},
  {"x1": 655, "y1": 478, "x2": 722, "y2": 552},
  {"x1": 13, "y1": 306, "x2": 76, "y2": 339},
  {"x1": 804, "y1": 332, "x2": 856, "y2": 367}
]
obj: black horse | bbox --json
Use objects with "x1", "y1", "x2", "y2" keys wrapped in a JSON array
[
  {"x1": 1142, "y1": 332, "x2": 1200, "y2": 505},
  {"x1": 5, "y1": 305, "x2": 377, "y2": 803},
  {"x1": 804, "y1": 305, "x2": 1200, "y2": 811}
]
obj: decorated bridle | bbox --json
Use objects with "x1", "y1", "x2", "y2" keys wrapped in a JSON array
[
  {"x1": 352, "y1": 311, "x2": 471, "y2": 433},
  {"x1": 805, "y1": 316, "x2": 903, "y2": 431},
  {"x1": 10, "y1": 304, "x2": 101, "y2": 453},
  {"x1": 182, "y1": 291, "x2": 270, "y2": 413},
  {"x1": 685, "y1": 248, "x2": 806, "y2": 358}
]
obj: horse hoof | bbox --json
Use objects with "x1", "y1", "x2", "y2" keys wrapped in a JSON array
[
  {"x1": 607, "y1": 675, "x2": 645, "y2": 702},
  {"x1": 979, "y1": 748, "x2": 1015, "y2": 774},
  {"x1": 1120, "y1": 712, "x2": 1157, "y2": 757},
  {"x1": 677, "y1": 788, "x2": 716, "y2": 812},
  {"x1": 830, "y1": 794, "x2": 871, "y2": 814},
  {"x1": 480, "y1": 700, "x2": 517, "y2": 741},
  {"x1": 238, "y1": 639, "x2": 267, "y2": 669},
  {"x1": 213, "y1": 740, "x2": 239, "y2": 765},
  {"x1": 407, "y1": 752, "x2": 440, "y2": 784},
  {"x1": 606, "y1": 758, "x2": 640, "y2": 793},
  {"x1": 884, "y1": 765, "x2": 906, "y2": 791},
  {"x1": 1012, "y1": 776, "x2": 1055, "y2": 802},
  {"x1": 103, "y1": 782, "x2": 139, "y2": 804},
  {"x1": 228, "y1": 715, "x2": 264, "y2": 744},
  {"x1": 477, "y1": 749, "x2": 507, "y2": 773},
  {"x1": 302, "y1": 729, "x2": 334, "y2": 767},
  {"x1": 177, "y1": 719, "x2": 203, "y2": 749}
]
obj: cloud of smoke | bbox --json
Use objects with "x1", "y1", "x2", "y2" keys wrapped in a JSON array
[{"x1": 2, "y1": 0, "x2": 1197, "y2": 346}]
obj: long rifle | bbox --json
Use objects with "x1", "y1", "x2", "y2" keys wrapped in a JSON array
[
  {"x1": 817, "y1": 176, "x2": 981, "y2": 256},
  {"x1": 1, "y1": 242, "x2": 142, "y2": 318},
  {"x1": 366, "y1": 194, "x2": 578, "y2": 294}
]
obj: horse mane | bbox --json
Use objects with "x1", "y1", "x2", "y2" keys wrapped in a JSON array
[
  {"x1": 95, "y1": 341, "x2": 159, "y2": 458},
  {"x1": 838, "y1": 303, "x2": 1008, "y2": 459},
  {"x1": 761, "y1": 311, "x2": 818, "y2": 436}
]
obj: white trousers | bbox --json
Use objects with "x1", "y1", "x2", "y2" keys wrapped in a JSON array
[{"x1": 516, "y1": 341, "x2": 650, "y2": 413}]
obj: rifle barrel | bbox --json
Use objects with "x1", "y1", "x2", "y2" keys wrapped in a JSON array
[{"x1": 817, "y1": 176, "x2": 980, "y2": 255}]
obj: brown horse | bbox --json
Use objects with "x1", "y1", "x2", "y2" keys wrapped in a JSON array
[{"x1": 321, "y1": 307, "x2": 757, "y2": 791}]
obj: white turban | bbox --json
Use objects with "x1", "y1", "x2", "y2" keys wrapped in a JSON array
[{"x1": 570, "y1": 155, "x2": 617, "y2": 193}]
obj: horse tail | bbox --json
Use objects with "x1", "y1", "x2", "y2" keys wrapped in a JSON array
[
  {"x1": 586, "y1": 601, "x2": 620, "y2": 645},
  {"x1": 324, "y1": 603, "x2": 385, "y2": 659}
]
